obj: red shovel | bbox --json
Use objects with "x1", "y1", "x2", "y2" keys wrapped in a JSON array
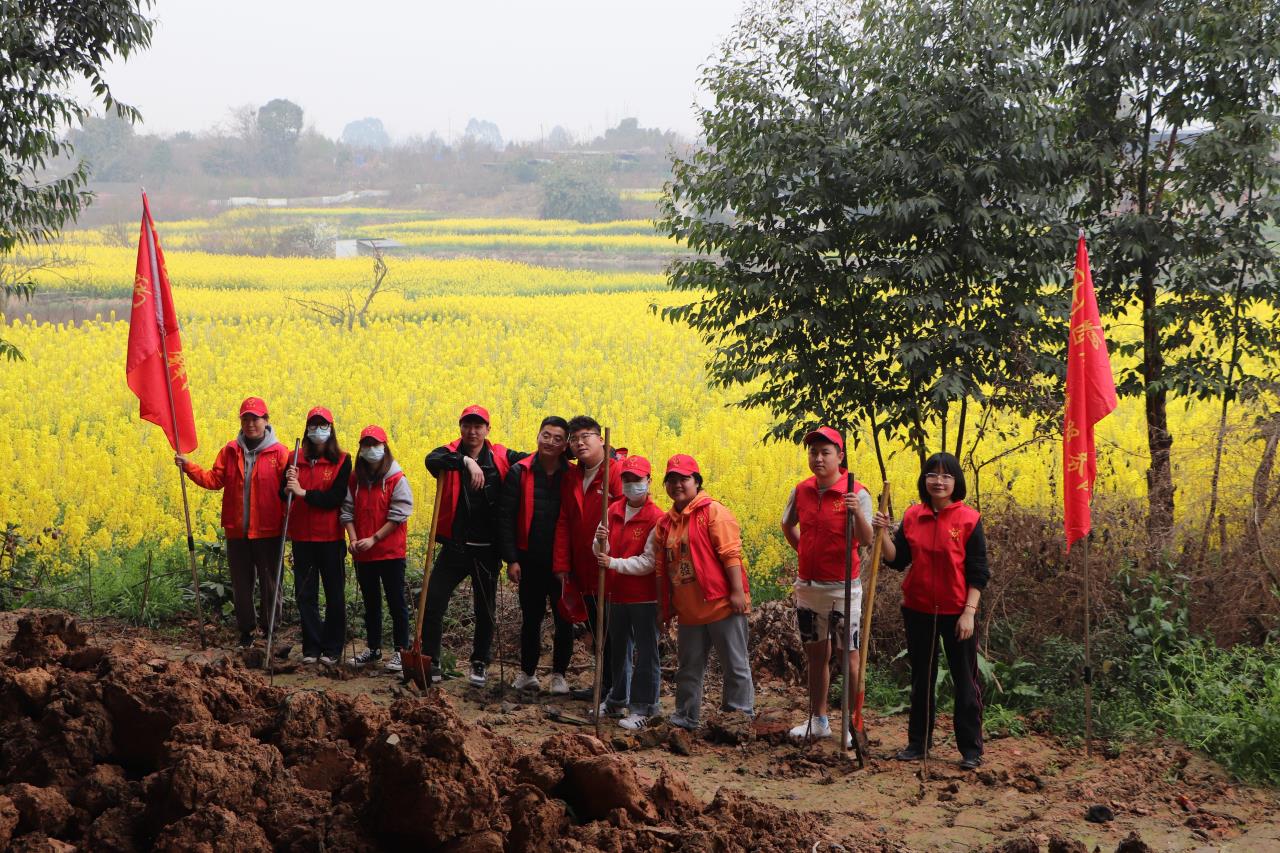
[{"x1": 402, "y1": 482, "x2": 445, "y2": 689}]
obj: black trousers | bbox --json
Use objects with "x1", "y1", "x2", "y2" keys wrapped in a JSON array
[
  {"x1": 423, "y1": 542, "x2": 500, "y2": 665},
  {"x1": 355, "y1": 558, "x2": 409, "y2": 651},
  {"x1": 226, "y1": 537, "x2": 282, "y2": 635},
  {"x1": 583, "y1": 593, "x2": 612, "y2": 695},
  {"x1": 516, "y1": 555, "x2": 573, "y2": 676},
  {"x1": 292, "y1": 539, "x2": 346, "y2": 657},
  {"x1": 902, "y1": 606, "x2": 984, "y2": 758}
]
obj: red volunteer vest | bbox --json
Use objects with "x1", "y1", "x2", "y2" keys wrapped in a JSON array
[
  {"x1": 214, "y1": 440, "x2": 288, "y2": 539},
  {"x1": 286, "y1": 451, "x2": 348, "y2": 542},
  {"x1": 900, "y1": 501, "x2": 981, "y2": 614},
  {"x1": 434, "y1": 440, "x2": 511, "y2": 541},
  {"x1": 555, "y1": 458, "x2": 624, "y2": 590},
  {"x1": 606, "y1": 496, "x2": 664, "y2": 604},
  {"x1": 513, "y1": 455, "x2": 538, "y2": 551},
  {"x1": 656, "y1": 495, "x2": 751, "y2": 618},
  {"x1": 796, "y1": 475, "x2": 867, "y2": 582},
  {"x1": 349, "y1": 470, "x2": 408, "y2": 562}
]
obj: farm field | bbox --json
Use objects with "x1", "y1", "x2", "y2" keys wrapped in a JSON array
[{"x1": 0, "y1": 208, "x2": 1270, "y2": 582}]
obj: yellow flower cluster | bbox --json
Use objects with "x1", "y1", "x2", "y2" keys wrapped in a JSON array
[{"x1": 1, "y1": 211, "x2": 1270, "y2": 583}]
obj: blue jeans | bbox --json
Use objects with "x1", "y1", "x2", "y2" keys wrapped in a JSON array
[{"x1": 606, "y1": 602, "x2": 661, "y2": 716}]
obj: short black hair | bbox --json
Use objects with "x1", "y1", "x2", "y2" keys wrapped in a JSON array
[
  {"x1": 539, "y1": 415, "x2": 569, "y2": 433},
  {"x1": 917, "y1": 452, "x2": 967, "y2": 504},
  {"x1": 567, "y1": 415, "x2": 601, "y2": 435}
]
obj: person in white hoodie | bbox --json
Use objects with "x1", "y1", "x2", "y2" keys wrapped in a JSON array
[{"x1": 341, "y1": 425, "x2": 414, "y2": 671}]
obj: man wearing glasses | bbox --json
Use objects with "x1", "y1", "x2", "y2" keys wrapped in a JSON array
[
  {"x1": 500, "y1": 416, "x2": 573, "y2": 693},
  {"x1": 423, "y1": 405, "x2": 527, "y2": 686},
  {"x1": 553, "y1": 415, "x2": 624, "y2": 702}
]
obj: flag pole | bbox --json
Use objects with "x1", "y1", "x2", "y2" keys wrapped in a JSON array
[
  {"x1": 144, "y1": 194, "x2": 206, "y2": 649},
  {"x1": 1083, "y1": 532, "x2": 1092, "y2": 757}
]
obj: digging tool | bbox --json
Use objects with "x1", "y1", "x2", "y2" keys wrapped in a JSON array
[
  {"x1": 266, "y1": 438, "x2": 302, "y2": 685},
  {"x1": 402, "y1": 480, "x2": 445, "y2": 689},
  {"x1": 840, "y1": 472, "x2": 859, "y2": 762},
  {"x1": 591, "y1": 426, "x2": 612, "y2": 740},
  {"x1": 851, "y1": 482, "x2": 890, "y2": 767}
]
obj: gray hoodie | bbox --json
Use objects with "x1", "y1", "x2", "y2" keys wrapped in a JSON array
[
  {"x1": 238, "y1": 425, "x2": 282, "y2": 533},
  {"x1": 340, "y1": 459, "x2": 414, "y2": 525}
]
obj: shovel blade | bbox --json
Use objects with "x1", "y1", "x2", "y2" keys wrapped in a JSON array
[{"x1": 401, "y1": 649, "x2": 432, "y2": 690}]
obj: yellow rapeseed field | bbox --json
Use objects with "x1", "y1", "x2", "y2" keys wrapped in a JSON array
[{"x1": 0, "y1": 211, "x2": 1269, "y2": 585}]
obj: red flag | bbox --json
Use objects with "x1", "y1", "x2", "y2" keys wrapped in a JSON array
[
  {"x1": 1063, "y1": 234, "x2": 1117, "y2": 550},
  {"x1": 126, "y1": 193, "x2": 198, "y2": 453}
]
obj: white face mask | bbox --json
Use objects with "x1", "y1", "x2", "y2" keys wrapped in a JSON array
[
  {"x1": 360, "y1": 445, "x2": 385, "y2": 463},
  {"x1": 307, "y1": 426, "x2": 332, "y2": 444},
  {"x1": 623, "y1": 481, "x2": 649, "y2": 500}
]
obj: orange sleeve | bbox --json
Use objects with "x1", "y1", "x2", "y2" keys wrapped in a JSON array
[
  {"x1": 185, "y1": 446, "x2": 228, "y2": 491},
  {"x1": 705, "y1": 502, "x2": 744, "y2": 570}
]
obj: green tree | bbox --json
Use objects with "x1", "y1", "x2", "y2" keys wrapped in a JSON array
[
  {"x1": 659, "y1": 0, "x2": 1071, "y2": 470},
  {"x1": 540, "y1": 161, "x2": 621, "y2": 222},
  {"x1": 1043, "y1": 0, "x2": 1280, "y2": 547},
  {"x1": 341, "y1": 117, "x2": 391, "y2": 150},
  {"x1": 256, "y1": 98, "x2": 304, "y2": 173},
  {"x1": 0, "y1": 0, "x2": 155, "y2": 360}
]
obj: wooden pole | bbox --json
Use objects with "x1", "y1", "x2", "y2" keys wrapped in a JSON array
[
  {"x1": 1083, "y1": 533, "x2": 1093, "y2": 756},
  {"x1": 592, "y1": 426, "x2": 611, "y2": 740},
  {"x1": 140, "y1": 550, "x2": 153, "y2": 624}
]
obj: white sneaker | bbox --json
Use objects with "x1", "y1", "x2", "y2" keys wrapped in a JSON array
[
  {"x1": 319, "y1": 655, "x2": 338, "y2": 666},
  {"x1": 301, "y1": 655, "x2": 318, "y2": 664},
  {"x1": 384, "y1": 651, "x2": 402, "y2": 672},
  {"x1": 789, "y1": 716, "x2": 833, "y2": 740},
  {"x1": 512, "y1": 672, "x2": 540, "y2": 691},
  {"x1": 619, "y1": 714, "x2": 650, "y2": 730},
  {"x1": 547, "y1": 673, "x2": 570, "y2": 695}
]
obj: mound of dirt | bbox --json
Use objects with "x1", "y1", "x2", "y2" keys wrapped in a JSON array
[
  {"x1": 748, "y1": 599, "x2": 806, "y2": 684},
  {"x1": 0, "y1": 610, "x2": 860, "y2": 851}
]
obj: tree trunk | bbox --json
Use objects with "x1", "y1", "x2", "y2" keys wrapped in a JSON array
[{"x1": 1142, "y1": 259, "x2": 1175, "y2": 550}]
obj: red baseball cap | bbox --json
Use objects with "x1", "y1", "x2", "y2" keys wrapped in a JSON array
[
  {"x1": 306, "y1": 406, "x2": 334, "y2": 424},
  {"x1": 665, "y1": 454, "x2": 700, "y2": 477},
  {"x1": 239, "y1": 397, "x2": 268, "y2": 417},
  {"x1": 803, "y1": 426, "x2": 844, "y2": 450},
  {"x1": 359, "y1": 424, "x2": 388, "y2": 443},
  {"x1": 459, "y1": 404, "x2": 490, "y2": 424},
  {"x1": 620, "y1": 455, "x2": 651, "y2": 478}
]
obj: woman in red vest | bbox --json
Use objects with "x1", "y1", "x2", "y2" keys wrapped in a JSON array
[
  {"x1": 654, "y1": 454, "x2": 754, "y2": 730},
  {"x1": 283, "y1": 406, "x2": 351, "y2": 665},
  {"x1": 780, "y1": 426, "x2": 873, "y2": 745},
  {"x1": 342, "y1": 425, "x2": 414, "y2": 671},
  {"x1": 873, "y1": 451, "x2": 990, "y2": 769},
  {"x1": 176, "y1": 396, "x2": 288, "y2": 649},
  {"x1": 593, "y1": 454, "x2": 665, "y2": 730}
]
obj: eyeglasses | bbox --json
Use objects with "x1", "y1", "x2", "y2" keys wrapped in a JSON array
[
  {"x1": 925, "y1": 472, "x2": 955, "y2": 482},
  {"x1": 568, "y1": 432, "x2": 600, "y2": 446},
  {"x1": 539, "y1": 431, "x2": 567, "y2": 445}
]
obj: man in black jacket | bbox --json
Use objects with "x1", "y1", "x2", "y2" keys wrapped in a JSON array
[
  {"x1": 500, "y1": 416, "x2": 572, "y2": 694},
  {"x1": 423, "y1": 405, "x2": 527, "y2": 686}
]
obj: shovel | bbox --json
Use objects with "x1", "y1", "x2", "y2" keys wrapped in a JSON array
[
  {"x1": 402, "y1": 480, "x2": 445, "y2": 689},
  {"x1": 850, "y1": 481, "x2": 890, "y2": 767},
  {"x1": 591, "y1": 426, "x2": 611, "y2": 739},
  {"x1": 266, "y1": 439, "x2": 302, "y2": 685}
]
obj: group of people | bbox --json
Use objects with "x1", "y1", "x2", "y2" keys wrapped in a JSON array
[{"x1": 176, "y1": 398, "x2": 989, "y2": 769}]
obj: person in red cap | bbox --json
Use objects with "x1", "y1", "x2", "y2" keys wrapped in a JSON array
[
  {"x1": 592, "y1": 453, "x2": 664, "y2": 729},
  {"x1": 553, "y1": 415, "x2": 623, "y2": 702},
  {"x1": 424, "y1": 405, "x2": 527, "y2": 685},
  {"x1": 499, "y1": 415, "x2": 573, "y2": 694},
  {"x1": 342, "y1": 425, "x2": 414, "y2": 671},
  {"x1": 780, "y1": 426, "x2": 873, "y2": 745},
  {"x1": 654, "y1": 453, "x2": 754, "y2": 730},
  {"x1": 176, "y1": 396, "x2": 288, "y2": 648},
  {"x1": 282, "y1": 407, "x2": 351, "y2": 665}
]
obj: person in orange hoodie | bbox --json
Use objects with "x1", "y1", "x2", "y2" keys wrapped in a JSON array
[
  {"x1": 553, "y1": 415, "x2": 623, "y2": 701},
  {"x1": 654, "y1": 454, "x2": 754, "y2": 730},
  {"x1": 176, "y1": 396, "x2": 289, "y2": 648}
]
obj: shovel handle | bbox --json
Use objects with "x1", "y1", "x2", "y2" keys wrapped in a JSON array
[
  {"x1": 856, "y1": 483, "x2": 891, "y2": 701},
  {"x1": 411, "y1": 480, "x2": 446, "y2": 652}
]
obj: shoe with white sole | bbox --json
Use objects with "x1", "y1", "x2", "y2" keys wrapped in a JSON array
[
  {"x1": 547, "y1": 673, "x2": 570, "y2": 695},
  {"x1": 349, "y1": 648, "x2": 382, "y2": 666},
  {"x1": 619, "y1": 714, "x2": 651, "y2": 730},
  {"x1": 512, "y1": 672, "x2": 540, "y2": 691},
  {"x1": 789, "y1": 716, "x2": 833, "y2": 740},
  {"x1": 469, "y1": 661, "x2": 487, "y2": 686},
  {"x1": 301, "y1": 655, "x2": 318, "y2": 665},
  {"x1": 319, "y1": 655, "x2": 338, "y2": 666},
  {"x1": 384, "y1": 651, "x2": 403, "y2": 672}
]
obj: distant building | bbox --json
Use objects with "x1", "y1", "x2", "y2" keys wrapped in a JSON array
[{"x1": 334, "y1": 238, "x2": 404, "y2": 258}]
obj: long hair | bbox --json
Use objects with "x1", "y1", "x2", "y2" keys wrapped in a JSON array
[
  {"x1": 917, "y1": 452, "x2": 967, "y2": 504},
  {"x1": 356, "y1": 443, "x2": 394, "y2": 485}
]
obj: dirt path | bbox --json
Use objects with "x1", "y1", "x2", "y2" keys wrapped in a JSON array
[{"x1": 15, "y1": 611, "x2": 1274, "y2": 853}]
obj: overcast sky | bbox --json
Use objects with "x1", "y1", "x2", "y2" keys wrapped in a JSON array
[{"x1": 100, "y1": 0, "x2": 746, "y2": 144}]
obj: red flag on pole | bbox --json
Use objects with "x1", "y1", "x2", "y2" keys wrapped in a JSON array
[
  {"x1": 1063, "y1": 233, "x2": 1117, "y2": 551},
  {"x1": 126, "y1": 192, "x2": 197, "y2": 453}
]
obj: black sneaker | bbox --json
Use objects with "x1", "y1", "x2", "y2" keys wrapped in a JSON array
[
  {"x1": 894, "y1": 745, "x2": 926, "y2": 761},
  {"x1": 569, "y1": 687, "x2": 594, "y2": 701},
  {"x1": 430, "y1": 665, "x2": 443, "y2": 683},
  {"x1": 349, "y1": 648, "x2": 382, "y2": 666},
  {"x1": 959, "y1": 754, "x2": 983, "y2": 770},
  {"x1": 238, "y1": 631, "x2": 254, "y2": 648},
  {"x1": 469, "y1": 661, "x2": 487, "y2": 686}
]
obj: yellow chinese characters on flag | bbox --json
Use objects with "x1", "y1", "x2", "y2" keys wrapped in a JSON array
[{"x1": 1063, "y1": 234, "x2": 1117, "y2": 550}]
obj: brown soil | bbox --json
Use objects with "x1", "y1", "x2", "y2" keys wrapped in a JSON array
[{"x1": 1, "y1": 609, "x2": 1278, "y2": 852}]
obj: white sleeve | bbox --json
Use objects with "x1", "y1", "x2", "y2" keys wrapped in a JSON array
[{"x1": 609, "y1": 529, "x2": 657, "y2": 576}]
